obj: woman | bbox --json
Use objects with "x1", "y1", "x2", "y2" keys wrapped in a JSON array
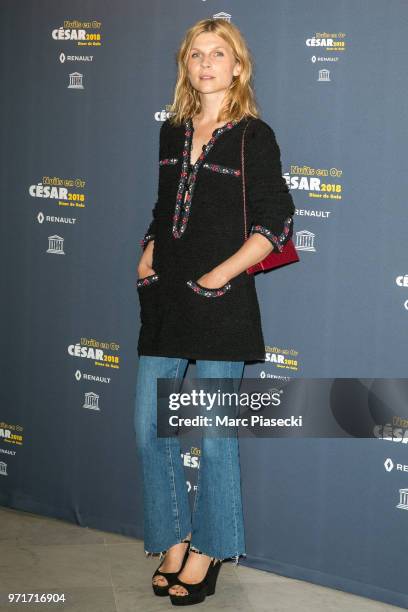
[{"x1": 134, "y1": 17, "x2": 295, "y2": 606}]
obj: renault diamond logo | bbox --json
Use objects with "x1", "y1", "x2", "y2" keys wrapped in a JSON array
[{"x1": 384, "y1": 458, "x2": 394, "y2": 472}]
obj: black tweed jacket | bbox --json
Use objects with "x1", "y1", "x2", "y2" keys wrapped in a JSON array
[{"x1": 136, "y1": 116, "x2": 295, "y2": 361}]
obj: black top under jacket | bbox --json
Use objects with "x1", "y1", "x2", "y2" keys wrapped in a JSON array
[{"x1": 136, "y1": 116, "x2": 296, "y2": 361}]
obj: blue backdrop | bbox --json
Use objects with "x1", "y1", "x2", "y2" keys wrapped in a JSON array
[{"x1": 1, "y1": 1, "x2": 408, "y2": 608}]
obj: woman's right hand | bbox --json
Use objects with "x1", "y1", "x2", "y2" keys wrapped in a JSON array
[{"x1": 137, "y1": 240, "x2": 156, "y2": 280}]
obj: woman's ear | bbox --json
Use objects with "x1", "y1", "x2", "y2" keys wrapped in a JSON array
[{"x1": 233, "y1": 60, "x2": 242, "y2": 78}]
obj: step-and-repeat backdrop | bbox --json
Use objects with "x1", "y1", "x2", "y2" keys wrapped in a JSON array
[{"x1": 1, "y1": 1, "x2": 407, "y2": 608}]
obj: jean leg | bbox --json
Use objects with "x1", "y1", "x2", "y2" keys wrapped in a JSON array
[
  {"x1": 190, "y1": 360, "x2": 246, "y2": 565},
  {"x1": 134, "y1": 355, "x2": 190, "y2": 557}
]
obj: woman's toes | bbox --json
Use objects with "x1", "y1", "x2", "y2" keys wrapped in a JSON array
[
  {"x1": 169, "y1": 584, "x2": 187, "y2": 596},
  {"x1": 153, "y1": 576, "x2": 168, "y2": 586}
]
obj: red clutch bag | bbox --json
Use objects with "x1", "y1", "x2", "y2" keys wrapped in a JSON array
[
  {"x1": 241, "y1": 120, "x2": 300, "y2": 274},
  {"x1": 246, "y1": 239, "x2": 300, "y2": 274}
]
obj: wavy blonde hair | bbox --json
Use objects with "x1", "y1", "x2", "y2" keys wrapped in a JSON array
[{"x1": 168, "y1": 18, "x2": 260, "y2": 126}]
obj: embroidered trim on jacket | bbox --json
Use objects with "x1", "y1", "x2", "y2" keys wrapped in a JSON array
[
  {"x1": 139, "y1": 233, "x2": 155, "y2": 250},
  {"x1": 202, "y1": 162, "x2": 241, "y2": 177},
  {"x1": 137, "y1": 273, "x2": 159, "y2": 288},
  {"x1": 159, "y1": 158, "x2": 178, "y2": 166},
  {"x1": 172, "y1": 119, "x2": 241, "y2": 239},
  {"x1": 186, "y1": 279, "x2": 232, "y2": 297},
  {"x1": 250, "y1": 217, "x2": 292, "y2": 252}
]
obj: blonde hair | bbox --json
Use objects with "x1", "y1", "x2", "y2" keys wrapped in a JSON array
[{"x1": 168, "y1": 18, "x2": 260, "y2": 126}]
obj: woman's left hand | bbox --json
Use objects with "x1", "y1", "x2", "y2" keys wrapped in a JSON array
[{"x1": 196, "y1": 270, "x2": 230, "y2": 289}]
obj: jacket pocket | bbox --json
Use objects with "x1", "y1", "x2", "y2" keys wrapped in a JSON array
[
  {"x1": 186, "y1": 279, "x2": 232, "y2": 298},
  {"x1": 136, "y1": 273, "x2": 160, "y2": 289},
  {"x1": 202, "y1": 162, "x2": 241, "y2": 177},
  {"x1": 159, "y1": 158, "x2": 179, "y2": 166},
  {"x1": 137, "y1": 273, "x2": 161, "y2": 328}
]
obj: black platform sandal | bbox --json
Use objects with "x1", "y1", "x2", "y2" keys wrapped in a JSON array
[
  {"x1": 151, "y1": 539, "x2": 191, "y2": 597},
  {"x1": 169, "y1": 550, "x2": 223, "y2": 606}
]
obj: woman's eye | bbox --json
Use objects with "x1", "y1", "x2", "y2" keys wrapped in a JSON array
[{"x1": 191, "y1": 51, "x2": 224, "y2": 58}]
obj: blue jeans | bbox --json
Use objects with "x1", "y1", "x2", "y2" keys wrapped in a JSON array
[{"x1": 133, "y1": 355, "x2": 246, "y2": 565}]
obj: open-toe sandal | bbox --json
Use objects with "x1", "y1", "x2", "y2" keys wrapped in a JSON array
[
  {"x1": 169, "y1": 551, "x2": 222, "y2": 606},
  {"x1": 151, "y1": 538, "x2": 191, "y2": 597}
]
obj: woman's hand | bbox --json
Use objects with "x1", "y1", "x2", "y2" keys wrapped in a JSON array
[
  {"x1": 196, "y1": 234, "x2": 274, "y2": 286},
  {"x1": 137, "y1": 241, "x2": 156, "y2": 279},
  {"x1": 195, "y1": 269, "x2": 230, "y2": 289}
]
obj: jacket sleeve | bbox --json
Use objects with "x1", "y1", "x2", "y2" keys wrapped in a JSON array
[
  {"x1": 245, "y1": 120, "x2": 295, "y2": 253},
  {"x1": 140, "y1": 120, "x2": 169, "y2": 250}
]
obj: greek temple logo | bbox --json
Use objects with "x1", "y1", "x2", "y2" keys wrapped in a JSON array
[
  {"x1": 46, "y1": 235, "x2": 65, "y2": 255},
  {"x1": 68, "y1": 72, "x2": 84, "y2": 89},
  {"x1": 212, "y1": 12, "x2": 231, "y2": 22},
  {"x1": 318, "y1": 69, "x2": 331, "y2": 82},
  {"x1": 83, "y1": 392, "x2": 100, "y2": 411},
  {"x1": 295, "y1": 230, "x2": 316, "y2": 252}
]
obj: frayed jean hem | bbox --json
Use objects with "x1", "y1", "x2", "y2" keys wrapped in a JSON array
[{"x1": 145, "y1": 543, "x2": 247, "y2": 567}]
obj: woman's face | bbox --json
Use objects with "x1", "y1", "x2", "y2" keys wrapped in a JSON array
[{"x1": 187, "y1": 31, "x2": 241, "y2": 98}]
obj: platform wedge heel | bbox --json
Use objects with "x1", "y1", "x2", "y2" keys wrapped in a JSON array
[{"x1": 169, "y1": 552, "x2": 223, "y2": 606}]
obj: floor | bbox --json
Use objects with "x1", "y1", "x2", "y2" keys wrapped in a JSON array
[{"x1": 0, "y1": 506, "x2": 402, "y2": 611}]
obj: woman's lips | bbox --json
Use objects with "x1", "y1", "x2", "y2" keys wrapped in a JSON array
[{"x1": 200, "y1": 76, "x2": 215, "y2": 79}]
